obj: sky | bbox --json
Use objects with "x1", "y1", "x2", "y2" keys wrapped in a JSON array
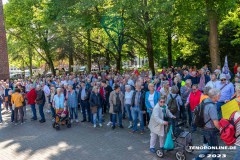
[{"x1": 3, "y1": 0, "x2": 8, "y2": 4}]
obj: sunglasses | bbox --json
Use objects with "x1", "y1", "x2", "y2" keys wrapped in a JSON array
[
  {"x1": 221, "y1": 79, "x2": 226, "y2": 81},
  {"x1": 160, "y1": 101, "x2": 165, "y2": 103}
]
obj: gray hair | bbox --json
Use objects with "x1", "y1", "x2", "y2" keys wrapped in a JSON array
[
  {"x1": 68, "y1": 85, "x2": 73, "y2": 88},
  {"x1": 92, "y1": 86, "x2": 98, "y2": 91},
  {"x1": 171, "y1": 86, "x2": 179, "y2": 94},
  {"x1": 201, "y1": 68, "x2": 205, "y2": 73},
  {"x1": 202, "y1": 86, "x2": 212, "y2": 95},
  {"x1": 208, "y1": 88, "x2": 221, "y2": 99},
  {"x1": 29, "y1": 84, "x2": 35, "y2": 89},
  {"x1": 36, "y1": 85, "x2": 41, "y2": 89},
  {"x1": 135, "y1": 82, "x2": 142, "y2": 88},
  {"x1": 185, "y1": 79, "x2": 192, "y2": 84},
  {"x1": 163, "y1": 81, "x2": 169, "y2": 87},
  {"x1": 125, "y1": 85, "x2": 131, "y2": 89},
  {"x1": 56, "y1": 88, "x2": 62, "y2": 92}
]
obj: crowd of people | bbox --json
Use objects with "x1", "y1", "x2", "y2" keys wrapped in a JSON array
[{"x1": 0, "y1": 63, "x2": 240, "y2": 160}]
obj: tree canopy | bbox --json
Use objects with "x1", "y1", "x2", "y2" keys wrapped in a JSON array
[{"x1": 3, "y1": 0, "x2": 240, "y2": 76}]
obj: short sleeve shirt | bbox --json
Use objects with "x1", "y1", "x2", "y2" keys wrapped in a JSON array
[{"x1": 203, "y1": 98, "x2": 218, "y2": 128}]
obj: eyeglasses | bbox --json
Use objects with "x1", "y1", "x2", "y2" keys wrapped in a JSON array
[{"x1": 221, "y1": 79, "x2": 226, "y2": 81}]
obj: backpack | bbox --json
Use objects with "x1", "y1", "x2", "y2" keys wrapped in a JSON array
[
  {"x1": 219, "y1": 111, "x2": 240, "y2": 146},
  {"x1": 167, "y1": 94, "x2": 178, "y2": 114},
  {"x1": 192, "y1": 100, "x2": 213, "y2": 128}
]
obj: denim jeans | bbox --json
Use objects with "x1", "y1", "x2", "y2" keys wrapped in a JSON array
[
  {"x1": 125, "y1": 104, "x2": 132, "y2": 121},
  {"x1": 195, "y1": 129, "x2": 220, "y2": 160},
  {"x1": 233, "y1": 146, "x2": 240, "y2": 160},
  {"x1": 93, "y1": 107, "x2": 102, "y2": 125},
  {"x1": 131, "y1": 106, "x2": 144, "y2": 131},
  {"x1": 70, "y1": 107, "x2": 78, "y2": 120},
  {"x1": 30, "y1": 104, "x2": 37, "y2": 119},
  {"x1": 38, "y1": 103, "x2": 45, "y2": 121},
  {"x1": 11, "y1": 108, "x2": 14, "y2": 122},
  {"x1": 187, "y1": 106, "x2": 196, "y2": 131},
  {"x1": 112, "y1": 112, "x2": 123, "y2": 127},
  {"x1": 50, "y1": 105, "x2": 56, "y2": 118},
  {"x1": 14, "y1": 106, "x2": 24, "y2": 123},
  {"x1": 0, "y1": 102, "x2": 2, "y2": 122},
  {"x1": 80, "y1": 100, "x2": 91, "y2": 121}
]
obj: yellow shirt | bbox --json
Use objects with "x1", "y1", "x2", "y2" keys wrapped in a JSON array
[
  {"x1": 11, "y1": 93, "x2": 24, "y2": 107},
  {"x1": 200, "y1": 94, "x2": 209, "y2": 103}
]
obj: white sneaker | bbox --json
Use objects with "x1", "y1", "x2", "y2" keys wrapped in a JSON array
[
  {"x1": 99, "y1": 123, "x2": 103, "y2": 127},
  {"x1": 75, "y1": 119, "x2": 79, "y2": 123},
  {"x1": 94, "y1": 124, "x2": 96, "y2": 128},
  {"x1": 107, "y1": 121, "x2": 112, "y2": 126},
  {"x1": 128, "y1": 121, "x2": 133, "y2": 129}
]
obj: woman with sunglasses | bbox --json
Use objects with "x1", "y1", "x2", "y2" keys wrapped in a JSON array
[{"x1": 148, "y1": 97, "x2": 176, "y2": 153}]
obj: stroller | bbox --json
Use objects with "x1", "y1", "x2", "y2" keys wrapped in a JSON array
[
  {"x1": 52, "y1": 109, "x2": 71, "y2": 130},
  {"x1": 156, "y1": 121, "x2": 193, "y2": 160}
]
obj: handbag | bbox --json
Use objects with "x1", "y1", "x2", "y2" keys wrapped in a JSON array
[
  {"x1": 163, "y1": 125, "x2": 174, "y2": 150},
  {"x1": 113, "y1": 105, "x2": 120, "y2": 113},
  {"x1": 91, "y1": 106, "x2": 98, "y2": 113}
]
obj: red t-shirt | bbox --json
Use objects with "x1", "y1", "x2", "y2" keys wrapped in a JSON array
[{"x1": 234, "y1": 65, "x2": 238, "y2": 74}]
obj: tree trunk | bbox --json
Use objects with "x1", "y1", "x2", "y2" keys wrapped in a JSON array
[
  {"x1": 144, "y1": 0, "x2": 155, "y2": 76},
  {"x1": 28, "y1": 48, "x2": 33, "y2": 77},
  {"x1": 206, "y1": 0, "x2": 220, "y2": 70},
  {"x1": 48, "y1": 59, "x2": 55, "y2": 76},
  {"x1": 116, "y1": 51, "x2": 122, "y2": 72},
  {"x1": 45, "y1": 47, "x2": 55, "y2": 76},
  {"x1": 68, "y1": 35, "x2": 74, "y2": 72},
  {"x1": 0, "y1": 0, "x2": 9, "y2": 80},
  {"x1": 167, "y1": 29, "x2": 173, "y2": 67},
  {"x1": 146, "y1": 27, "x2": 155, "y2": 76},
  {"x1": 105, "y1": 49, "x2": 110, "y2": 66},
  {"x1": 87, "y1": 29, "x2": 91, "y2": 73}
]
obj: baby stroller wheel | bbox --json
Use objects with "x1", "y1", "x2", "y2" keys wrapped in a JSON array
[
  {"x1": 156, "y1": 149, "x2": 164, "y2": 158},
  {"x1": 175, "y1": 151, "x2": 186, "y2": 160},
  {"x1": 67, "y1": 123, "x2": 71, "y2": 128},
  {"x1": 55, "y1": 124, "x2": 60, "y2": 130},
  {"x1": 185, "y1": 144, "x2": 193, "y2": 153}
]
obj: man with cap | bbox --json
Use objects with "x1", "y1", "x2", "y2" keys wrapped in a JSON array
[{"x1": 216, "y1": 74, "x2": 235, "y2": 119}]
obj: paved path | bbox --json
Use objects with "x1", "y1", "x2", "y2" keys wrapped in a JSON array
[{"x1": 0, "y1": 108, "x2": 235, "y2": 160}]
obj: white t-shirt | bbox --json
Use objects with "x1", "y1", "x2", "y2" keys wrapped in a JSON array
[{"x1": 148, "y1": 93, "x2": 155, "y2": 108}]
